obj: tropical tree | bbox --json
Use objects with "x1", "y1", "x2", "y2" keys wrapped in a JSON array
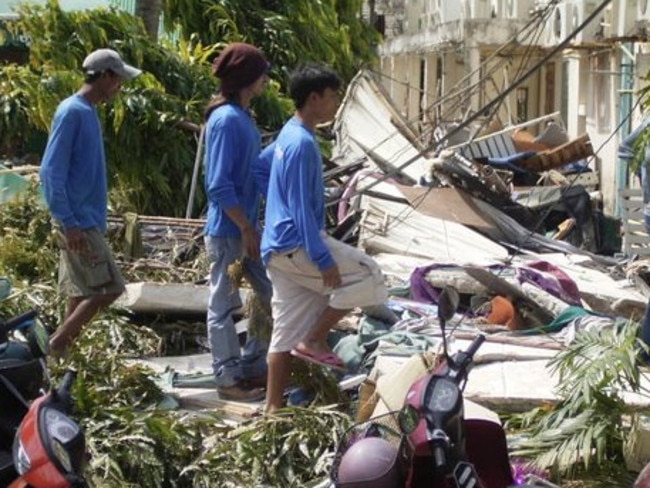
[
  {"x1": 162, "y1": 0, "x2": 380, "y2": 84},
  {"x1": 1, "y1": 0, "x2": 287, "y2": 217},
  {"x1": 135, "y1": 0, "x2": 163, "y2": 41},
  {"x1": 0, "y1": 0, "x2": 378, "y2": 217}
]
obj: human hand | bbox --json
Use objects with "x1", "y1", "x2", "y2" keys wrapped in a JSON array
[
  {"x1": 64, "y1": 227, "x2": 86, "y2": 254},
  {"x1": 321, "y1": 264, "x2": 342, "y2": 289},
  {"x1": 241, "y1": 225, "x2": 261, "y2": 261}
]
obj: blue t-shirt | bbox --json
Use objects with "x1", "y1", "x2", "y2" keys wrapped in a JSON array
[
  {"x1": 39, "y1": 94, "x2": 108, "y2": 232},
  {"x1": 261, "y1": 117, "x2": 335, "y2": 271},
  {"x1": 204, "y1": 102, "x2": 264, "y2": 237}
]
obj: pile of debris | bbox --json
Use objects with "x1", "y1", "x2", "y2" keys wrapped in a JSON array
[{"x1": 327, "y1": 69, "x2": 642, "y2": 327}]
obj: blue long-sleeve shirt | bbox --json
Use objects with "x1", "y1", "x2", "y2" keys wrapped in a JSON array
[
  {"x1": 39, "y1": 94, "x2": 108, "y2": 233},
  {"x1": 261, "y1": 117, "x2": 335, "y2": 271},
  {"x1": 204, "y1": 103, "x2": 263, "y2": 237},
  {"x1": 257, "y1": 141, "x2": 275, "y2": 197}
]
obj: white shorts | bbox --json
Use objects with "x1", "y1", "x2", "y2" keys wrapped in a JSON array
[{"x1": 266, "y1": 235, "x2": 388, "y2": 353}]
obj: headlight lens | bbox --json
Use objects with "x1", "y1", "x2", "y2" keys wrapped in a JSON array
[
  {"x1": 43, "y1": 407, "x2": 80, "y2": 473},
  {"x1": 44, "y1": 407, "x2": 80, "y2": 443},
  {"x1": 52, "y1": 438, "x2": 72, "y2": 472},
  {"x1": 12, "y1": 435, "x2": 30, "y2": 475}
]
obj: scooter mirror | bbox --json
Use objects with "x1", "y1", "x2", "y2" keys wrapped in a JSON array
[
  {"x1": 0, "y1": 278, "x2": 11, "y2": 301},
  {"x1": 437, "y1": 286, "x2": 460, "y2": 324},
  {"x1": 398, "y1": 404, "x2": 419, "y2": 435},
  {"x1": 27, "y1": 319, "x2": 50, "y2": 358}
]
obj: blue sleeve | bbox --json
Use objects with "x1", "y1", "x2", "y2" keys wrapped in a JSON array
[
  {"x1": 205, "y1": 120, "x2": 240, "y2": 209},
  {"x1": 40, "y1": 109, "x2": 80, "y2": 230},
  {"x1": 619, "y1": 118, "x2": 650, "y2": 161},
  {"x1": 284, "y1": 144, "x2": 334, "y2": 271},
  {"x1": 256, "y1": 141, "x2": 274, "y2": 198}
]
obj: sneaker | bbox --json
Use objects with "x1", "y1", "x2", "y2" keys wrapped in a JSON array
[{"x1": 217, "y1": 382, "x2": 265, "y2": 402}]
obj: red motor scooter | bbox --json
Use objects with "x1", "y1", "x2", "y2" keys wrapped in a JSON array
[
  {"x1": 0, "y1": 290, "x2": 87, "y2": 488},
  {"x1": 9, "y1": 368, "x2": 87, "y2": 488},
  {"x1": 332, "y1": 286, "x2": 548, "y2": 488}
]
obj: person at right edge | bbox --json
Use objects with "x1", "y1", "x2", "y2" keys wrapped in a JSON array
[
  {"x1": 203, "y1": 43, "x2": 272, "y2": 402},
  {"x1": 619, "y1": 114, "x2": 650, "y2": 358},
  {"x1": 261, "y1": 63, "x2": 388, "y2": 414}
]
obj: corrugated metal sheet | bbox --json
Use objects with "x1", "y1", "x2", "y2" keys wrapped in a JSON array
[{"x1": 332, "y1": 70, "x2": 434, "y2": 184}]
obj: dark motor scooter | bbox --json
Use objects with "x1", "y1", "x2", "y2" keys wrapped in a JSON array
[{"x1": 332, "y1": 286, "x2": 551, "y2": 488}]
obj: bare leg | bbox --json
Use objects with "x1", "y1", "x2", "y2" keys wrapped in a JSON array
[
  {"x1": 296, "y1": 306, "x2": 349, "y2": 354},
  {"x1": 265, "y1": 351, "x2": 292, "y2": 414},
  {"x1": 49, "y1": 293, "x2": 121, "y2": 355}
]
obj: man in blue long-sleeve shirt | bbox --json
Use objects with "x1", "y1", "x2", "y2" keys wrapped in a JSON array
[
  {"x1": 261, "y1": 64, "x2": 388, "y2": 413},
  {"x1": 40, "y1": 48, "x2": 141, "y2": 356}
]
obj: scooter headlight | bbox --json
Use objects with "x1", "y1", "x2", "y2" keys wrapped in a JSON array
[
  {"x1": 12, "y1": 434, "x2": 31, "y2": 475},
  {"x1": 40, "y1": 406, "x2": 84, "y2": 474},
  {"x1": 52, "y1": 438, "x2": 73, "y2": 472}
]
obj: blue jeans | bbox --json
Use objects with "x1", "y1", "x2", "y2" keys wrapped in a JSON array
[{"x1": 206, "y1": 236, "x2": 272, "y2": 388}]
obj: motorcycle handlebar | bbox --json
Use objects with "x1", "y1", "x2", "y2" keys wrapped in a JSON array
[
  {"x1": 59, "y1": 369, "x2": 77, "y2": 394},
  {"x1": 434, "y1": 445, "x2": 446, "y2": 468},
  {"x1": 465, "y1": 334, "x2": 485, "y2": 359},
  {"x1": 1, "y1": 309, "x2": 38, "y2": 332},
  {"x1": 447, "y1": 334, "x2": 486, "y2": 384}
]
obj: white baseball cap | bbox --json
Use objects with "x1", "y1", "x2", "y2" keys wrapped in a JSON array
[{"x1": 82, "y1": 48, "x2": 142, "y2": 80}]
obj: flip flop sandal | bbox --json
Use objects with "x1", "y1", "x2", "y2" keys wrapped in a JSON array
[{"x1": 290, "y1": 347, "x2": 347, "y2": 372}]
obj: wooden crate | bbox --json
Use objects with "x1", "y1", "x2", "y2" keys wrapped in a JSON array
[{"x1": 620, "y1": 188, "x2": 650, "y2": 257}]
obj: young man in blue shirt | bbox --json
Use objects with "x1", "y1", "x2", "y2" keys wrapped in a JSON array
[
  {"x1": 261, "y1": 64, "x2": 388, "y2": 413},
  {"x1": 40, "y1": 48, "x2": 141, "y2": 357},
  {"x1": 203, "y1": 43, "x2": 273, "y2": 402}
]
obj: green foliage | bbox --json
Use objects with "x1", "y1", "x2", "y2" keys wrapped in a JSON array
[
  {"x1": 508, "y1": 320, "x2": 646, "y2": 478},
  {"x1": 0, "y1": 182, "x2": 57, "y2": 282},
  {"x1": 183, "y1": 406, "x2": 351, "y2": 487},
  {"x1": 163, "y1": 0, "x2": 380, "y2": 85},
  {"x1": 1, "y1": 0, "x2": 378, "y2": 218}
]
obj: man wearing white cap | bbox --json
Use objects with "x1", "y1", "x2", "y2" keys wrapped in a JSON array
[{"x1": 40, "y1": 48, "x2": 141, "y2": 357}]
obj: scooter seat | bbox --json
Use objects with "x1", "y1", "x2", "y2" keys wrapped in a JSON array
[{"x1": 0, "y1": 357, "x2": 44, "y2": 402}]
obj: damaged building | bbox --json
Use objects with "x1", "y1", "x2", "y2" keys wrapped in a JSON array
[{"x1": 368, "y1": 0, "x2": 650, "y2": 225}]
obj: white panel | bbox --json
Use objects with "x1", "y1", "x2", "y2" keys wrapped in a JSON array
[
  {"x1": 571, "y1": 0, "x2": 603, "y2": 43},
  {"x1": 489, "y1": 0, "x2": 504, "y2": 18},
  {"x1": 440, "y1": 0, "x2": 463, "y2": 22},
  {"x1": 638, "y1": 0, "x2": 650, "y2": 22},
  {"x1": 552, "y1": 2, "x2": 572, "y2": 43},
  {"x1": 504, "y1": 0, "x2": 534, "y2": 18},
  {"x1": 465, "y1": 0, "x2": 492, "y2": 18},
  {"x1": 611, "y1": 0, "x2": 639, "y2": 37}
]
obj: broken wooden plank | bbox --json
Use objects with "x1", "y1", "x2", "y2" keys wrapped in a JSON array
[
  {"x1": 172, "y1": 388, "x2": 261, "y2": 419},
  {"x1": 517, "y1": 134, "x2": 594, "y2": 172}
]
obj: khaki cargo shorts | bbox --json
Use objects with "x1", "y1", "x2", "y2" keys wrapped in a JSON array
[
  {"x1": 266, "y1": 233, "x2": 388, "y2": 353},
  {"x1": 57, "y1": 227, "x2": 126, "y2": 298}
]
